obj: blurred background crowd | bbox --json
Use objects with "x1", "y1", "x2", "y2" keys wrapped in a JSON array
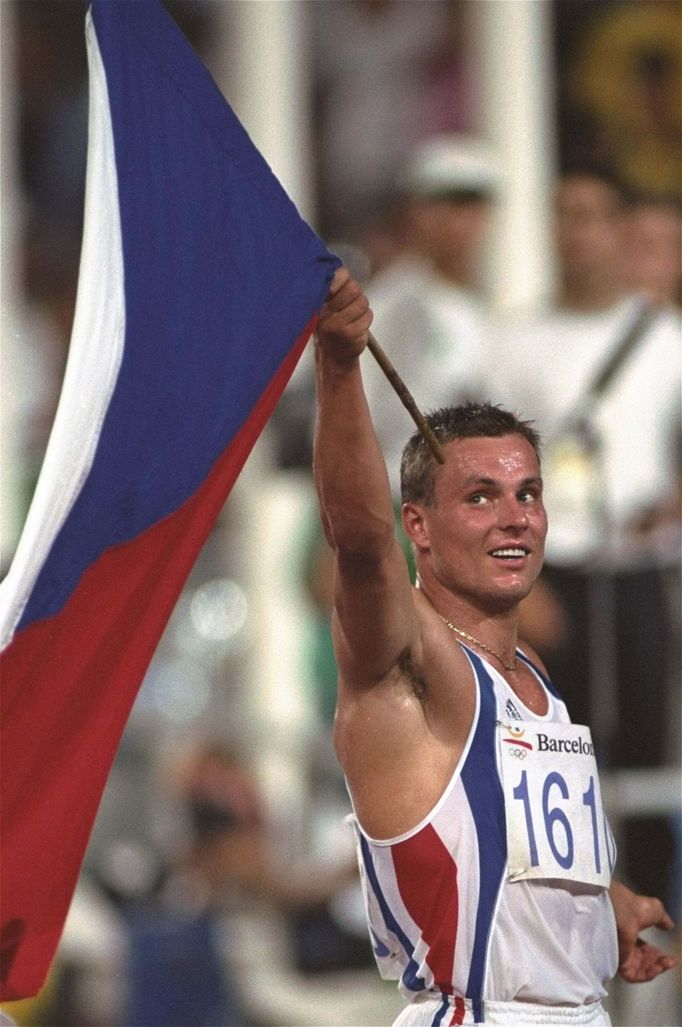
[{"x1": 1, "y1": 1, "x2": 680, "y2": 1025}]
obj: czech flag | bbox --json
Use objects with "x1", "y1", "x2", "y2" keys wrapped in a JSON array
[{"x1": 0, "y1": 0, "x2": 339, "y2": 1000}]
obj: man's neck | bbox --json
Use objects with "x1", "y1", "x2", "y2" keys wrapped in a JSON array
[{"x1": 416, "y1": 572, "x2": 520, "y2": 654}]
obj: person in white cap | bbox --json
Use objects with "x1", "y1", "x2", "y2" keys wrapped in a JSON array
[{"x1": 364, "y1": 134, "x2": 498, "y2": 495}]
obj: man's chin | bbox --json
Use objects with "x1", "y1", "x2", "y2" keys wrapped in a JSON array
[{"x1": 483, "y1": 578, "x2": 536, "y2": 613}]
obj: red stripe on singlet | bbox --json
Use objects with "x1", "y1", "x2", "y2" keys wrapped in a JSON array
[{"x1": 450, "y1": 995, "x2": 466, "y2": 1025}]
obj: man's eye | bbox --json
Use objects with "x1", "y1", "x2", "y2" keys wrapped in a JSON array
[
  {"x1": 518, "y1": 490, "x2": 536, "y2": 503},
  {"x1": 469, "y1": 493, "x2": 487, "y2": 504}
]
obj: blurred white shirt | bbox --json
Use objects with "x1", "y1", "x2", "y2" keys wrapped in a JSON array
[
  {"x1": 365, "y1": 256, "x2": 489, "y2": 495},
  {"x1": 485, "y1": 296, "x2": 681, "y2": 566}
]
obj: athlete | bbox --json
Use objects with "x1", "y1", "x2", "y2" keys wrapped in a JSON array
[{"x1": 312, "y1": 267, "x2": 676, "y2": 1026}]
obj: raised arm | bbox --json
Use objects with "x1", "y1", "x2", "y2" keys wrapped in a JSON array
[{"x1": 313, "y1": 268, "x2": 420, "y2": 689}]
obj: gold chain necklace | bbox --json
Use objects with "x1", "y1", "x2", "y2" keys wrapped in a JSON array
[{"x1": 437, "y1": 614, "x2": 517, "y2": 672}]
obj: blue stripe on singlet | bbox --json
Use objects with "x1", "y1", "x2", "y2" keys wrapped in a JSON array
[
  {"x1": 359, "y1": 834, "x2": 426, "y2": 993},
  {"x1": 460, "y1": 649, "x2": 508, "y2": 1025},
  {"x1": 370, "y1": 928, "x2": 391, "y2": 958},
  {"x1": 431, "y1": 993, "x2": 451, "y2": 1026}
]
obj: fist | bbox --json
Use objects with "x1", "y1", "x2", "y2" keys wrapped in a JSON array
[{"x1": 316, "y1": 267, "x2": 373, "y2": 362}]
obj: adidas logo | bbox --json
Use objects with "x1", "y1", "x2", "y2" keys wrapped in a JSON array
[{"x1": 505, "y1": 698, "x2": 522, "y2": 721}]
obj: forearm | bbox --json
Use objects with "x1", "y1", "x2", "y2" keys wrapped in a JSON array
[
  {"x1": 313, "y1": 342, "x2": 395, "y2": 557},
  {"x1": 312, "y1": 269, "x2": 421, "y2": 686},
  {"x1": 312, "y1": 265, "x2": 397, "y2": 560}
]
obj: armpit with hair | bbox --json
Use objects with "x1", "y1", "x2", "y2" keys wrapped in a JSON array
[{"x1": 396, "y1": 647, "x2": 428, "y2": 703}]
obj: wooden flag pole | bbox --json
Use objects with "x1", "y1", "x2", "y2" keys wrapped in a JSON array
[{"x1": 366, "y1": 332, "x2": 445, "y2": 464}]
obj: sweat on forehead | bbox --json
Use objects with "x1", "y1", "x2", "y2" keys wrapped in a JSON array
[{"x1": 400, "y1": 403, "x2": 541, "y2": 506}]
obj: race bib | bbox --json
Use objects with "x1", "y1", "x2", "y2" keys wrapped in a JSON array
[{"x1": 498, "y1": 720, "x2": 615, "y2": 888}]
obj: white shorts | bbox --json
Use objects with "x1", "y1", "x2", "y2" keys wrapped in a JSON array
[{"x1": 392, "y1": 995, "x2": 612, "y2": 1027}]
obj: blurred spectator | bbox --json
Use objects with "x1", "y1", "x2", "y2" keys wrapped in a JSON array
[
  {"x1": 487, "y1": 166, "x2": 681, "y2": 901},
  {"x1": 118, "y1": 742, "x2": 360, "y2": 1026},
  {"x1": 119, "y1": 744, "x2": 258, "y2": 1027},
  {"x1": 623, "y1": 195, "x2": 682, "y2": 308},
  {"x1": 311, "y1": 1, "x2": 475, "y2": 245},
  {"x1": 363, "y1": 133, "x2": 497, "y2": 495},
  {"x1": 271, "y1": 5, "x2": 480, "y2": 472},
  {"x1": 272, "y1": 133, "x2": 497, "y2": 496}
]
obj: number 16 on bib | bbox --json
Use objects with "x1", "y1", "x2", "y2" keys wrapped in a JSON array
[{"x1": 498, "y1": 720, "x2": 616, "y2": 888}]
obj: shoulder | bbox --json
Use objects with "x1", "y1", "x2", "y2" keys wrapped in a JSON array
[
  {"x1": 335, "y1": 590, "x2": 479, "y2": 838},
  {"x1": 335, "y1": 586, "x2": 476, "y2": 730}
]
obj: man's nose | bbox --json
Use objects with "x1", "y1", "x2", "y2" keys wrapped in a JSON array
[{"x1": 498, "y1": 496, "x2": 528, "y2": 530}]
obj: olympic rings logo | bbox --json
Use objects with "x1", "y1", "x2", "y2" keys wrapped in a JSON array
[{"x1": 508, "y1": 747, "x2": 528, "y2": 760}]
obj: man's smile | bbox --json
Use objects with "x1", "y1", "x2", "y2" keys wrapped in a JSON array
[{"x1": 489, "y1": 544, "x2": 531, "y2": 562}]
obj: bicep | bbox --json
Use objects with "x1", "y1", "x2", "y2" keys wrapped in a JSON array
[{"x1": 331, "y1": 536, "x2": 421, "y2": 689}]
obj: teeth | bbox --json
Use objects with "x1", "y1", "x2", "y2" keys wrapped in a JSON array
[{"x1": 492, "y1": 548, "x2": 526, "y2": 557}]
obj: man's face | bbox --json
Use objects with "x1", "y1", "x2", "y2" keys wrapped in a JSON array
[
  {"x1": 405, "y1": 434, "x2": 547, "y2": 612},
  {"x1": 555, "y1": 175, "x2": 624, "y2": 280}
]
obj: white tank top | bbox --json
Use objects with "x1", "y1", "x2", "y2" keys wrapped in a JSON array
[{"x1": 350, "y1": 644, "x2": 618, "y2": 1021}]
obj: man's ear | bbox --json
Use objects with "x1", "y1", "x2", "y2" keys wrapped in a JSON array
[{"x1": 402, "y1": 502, "x2": 430, "y2": 552}]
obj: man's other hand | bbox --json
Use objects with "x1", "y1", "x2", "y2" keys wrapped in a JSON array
[{"x1": 610, "y1": 879, "x2": 678, "y2": 983}]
